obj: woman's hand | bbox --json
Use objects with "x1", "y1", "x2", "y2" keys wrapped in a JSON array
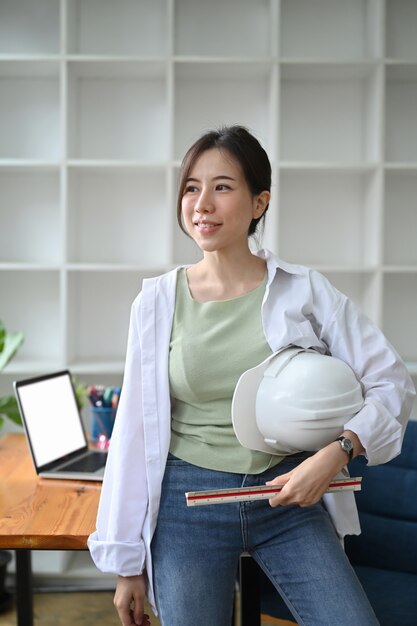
[
  {"x1": 114, "y1": 574, "x2": 151, "y2": 626},
  {"x1": 266, "y1": 431, "x2": 363, "y2": 508}
]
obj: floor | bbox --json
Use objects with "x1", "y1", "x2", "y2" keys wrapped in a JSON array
[
  {"x1": 0, "y1": 591, "x2": 158, "y2": 626},
  {"x1": 0, "y1": 590, "x2": 295, "y2": 626}
]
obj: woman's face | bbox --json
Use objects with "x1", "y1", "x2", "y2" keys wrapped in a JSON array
[{"x1": 181, "y1": 148, "x2": 269, "y2": 254}]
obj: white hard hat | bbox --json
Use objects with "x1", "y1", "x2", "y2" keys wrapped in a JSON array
[{"x1": 232, "y1": 347, "x2": 363, "y2": 455}]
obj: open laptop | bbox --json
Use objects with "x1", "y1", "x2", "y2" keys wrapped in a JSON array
[{"x1": 14, "y1": 370, "x2": 107, "y2": 481}]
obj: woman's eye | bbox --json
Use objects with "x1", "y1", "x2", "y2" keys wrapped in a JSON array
[
  {"x1": 216, "y1": 184, "x2": 230, "y2": 191},
  {"x1": 184, "y1": 185, "x2": 197, "y2": 193}
]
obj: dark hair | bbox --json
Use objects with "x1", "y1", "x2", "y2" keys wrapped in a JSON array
[{"x1": 176, "y1": 125, "x2": 271, "y2": 238}]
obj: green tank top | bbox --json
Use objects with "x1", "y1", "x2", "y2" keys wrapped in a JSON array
[{"x1": 169, "y1": 268, "x2": 283, "y2": 474}]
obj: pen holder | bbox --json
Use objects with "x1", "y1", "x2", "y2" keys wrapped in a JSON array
[{"x1": 90, "y1": 407, "x2": 116, "y2": 444}]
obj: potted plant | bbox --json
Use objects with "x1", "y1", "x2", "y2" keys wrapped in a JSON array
[
  {"x1": 0, "y1": 320, "x2": 24, "y2": 613},
  {"x1": 0, "y1": 320, "x2": 87, "y2": 430}
]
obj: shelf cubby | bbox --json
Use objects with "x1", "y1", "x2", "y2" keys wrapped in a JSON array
[
  {"x1": 174, "y1": 0, "x2": 273, "y2": 58},
  {"x1": 385, "y1": 64, "x2": 417, "y2": 164},
  {"x1": 279, "y1": 63, "x2": 381, "y2": 164},
  {"x1": 383, "y1": 170, "x2": 417, "y2": 266},
  {"x1": 66, "y1": 0, "x2": 168, "y2": 58},
  {"x1": 66, "y1": 270, "x2": 154, "y2": 367},
  {"x1": 0, "y1": 270, "x2": 61, "y2": 366},
  {"x1": 67, "y1": 166, "x2": 168, "y2": 267},
  {"x1": 0, "y1": 169, "x2": 61, "y2": 263},
  {"x1": 280, "y1": 0, "x2": 382, "y2": 61},
  {"x1": 67, "y1": 61, "x2": 169, "y2": 161},
  {"x1": 0, "y1": 0, "x2": 60, "y2": 55},
  {"x1": 278, "y1": 169, "x2": 380, "y2": 268},
  {"x1": 382, "y1": 273, "x2": 417, "y2": 361},
  {"x1": 0, "y1": 61, "x2": 60, "y2": 160},
  {"x1": 386, "y1": 0, "x2": 417, "y2": 61}
]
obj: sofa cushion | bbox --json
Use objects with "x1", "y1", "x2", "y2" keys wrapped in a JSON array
[
  {"x1": 354, "y1": 565, "x2": 417, "y2": 626},
  {"x1": 349, "y1": 418, "x2": 417, "y2": 521},
  {"x1": 349, "y1": 455, "x2": 417, "y2": 522},
  {"x1": 346, "y1": 421, "x2": 417, "y2": 575},
  {"x1": 345, "y1": 512, "x2": 417, "y2": 574}
]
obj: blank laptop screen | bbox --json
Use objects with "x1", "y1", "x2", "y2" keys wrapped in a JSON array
[{"x1": 17, "y1": 373, "x2": 86, "y2": 467}]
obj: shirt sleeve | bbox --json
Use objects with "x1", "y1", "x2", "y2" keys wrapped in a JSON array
[
  {"x1": 311, "y1": 271, "x2": 416, "y2": 466},
  {"x1": 88, "y1": 294, "x2": 149, "y2": 576}
]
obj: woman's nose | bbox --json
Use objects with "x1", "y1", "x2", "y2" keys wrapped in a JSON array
[{"x1": 195, "y1": 189, "x2": 214, "y2": 213}]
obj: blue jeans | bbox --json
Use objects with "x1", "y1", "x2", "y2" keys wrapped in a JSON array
[{"x1": 151, "y1": 454, "x2": 379, "y2": 626}]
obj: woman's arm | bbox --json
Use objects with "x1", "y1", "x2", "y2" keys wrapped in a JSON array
[
  {"x1": 311, "y1": 271, "x2": 415, "y2": 466},
  {"x1": 267, "y1": 429, "x2": 363, "y2": 507},
  {"x1": 88, "y1": 295, "x2": 149, "y2": 576},
  {"x1": 267, "y1": 271, "x2": 415, "y2": 507}
]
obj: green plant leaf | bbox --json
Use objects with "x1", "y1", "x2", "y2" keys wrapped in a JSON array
[
  {"x1": 0, "y1": 330, "x2": 24, "y2": 371},
  {"x1": 73, "y1": 379, "x2": 88, "y2": 411},
  {"x1": 0, "y1": 321, "x2": 24, "y2": 432},
  {"x1": 0, "y1": 395, "x2": 22, "y2": 426},
  {"x1": 0, "y1": 320, "x2": 5, "y2": 354}
]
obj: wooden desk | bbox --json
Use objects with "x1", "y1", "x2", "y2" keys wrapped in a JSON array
[
  {"x1": 0, "y1": 434, "x2": 259, "y2": 626},
  {"x1": 0, "y1": 433, "x2": 101, "y2": 626}
]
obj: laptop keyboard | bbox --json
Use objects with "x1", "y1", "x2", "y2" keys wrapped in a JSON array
[{"x1": 60, "y1": 453, "x2": 106, "y2": 473}]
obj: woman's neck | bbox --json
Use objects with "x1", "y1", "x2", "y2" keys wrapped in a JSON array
[{"x1": 186, "y1": 249, "x2": 266, "y2": 302}]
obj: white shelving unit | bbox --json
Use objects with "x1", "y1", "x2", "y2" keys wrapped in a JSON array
[{"x1": 1, "y1": 0, "x2": 416, "y2": 404}]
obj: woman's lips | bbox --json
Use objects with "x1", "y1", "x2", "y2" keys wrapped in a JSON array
[{"x1": 194, "y1": 221, "x2": 221, "y2": 234}]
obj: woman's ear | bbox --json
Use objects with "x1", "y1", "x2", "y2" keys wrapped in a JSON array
[{"x1": 253, "y1": 191, "x2": 270, "y2": 218}]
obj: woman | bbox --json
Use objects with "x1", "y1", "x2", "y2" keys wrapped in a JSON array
[{"x1": 88, "y1": 125, "x2": 415, "y2": 626}]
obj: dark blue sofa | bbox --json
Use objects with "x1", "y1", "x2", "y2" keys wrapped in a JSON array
[{"x1": 260, "y1": 420, "x2": 417, "y2": 625}]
